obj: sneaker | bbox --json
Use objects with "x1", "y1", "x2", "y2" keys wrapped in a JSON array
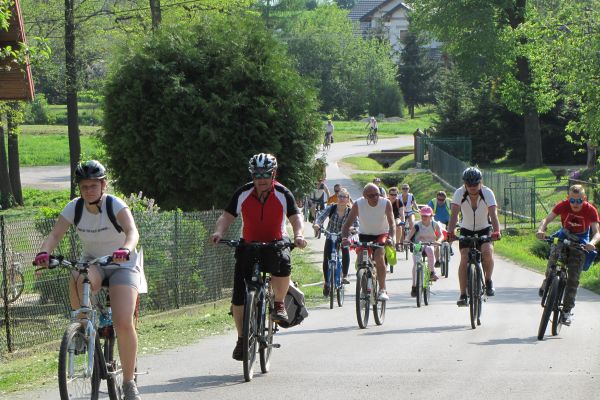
[
  {"x1": 538, "y1": 279, "x2": 546, "y2": 298},
  {"x1": 434, "y1": 261, "x2": 440, "y2": 269},
  {"x1": 485, "y1": 280, "x2": 495, "y2": 296},
  {"x1": 456, "y1": 294, "x2": 468, "y2": 307},
  {"x1": 377, "y1": 289, "x2": 389, "y2": 301},
  {"x1": 232, "y1": 337, "x2": 243, "y2": 361},
  {"x1": 562, "y1": 311, "x2": 572, "y2": 326},
  {"x1": 322, "y1": 284, "x2": 330, "y2": 297},
  {"x1": 430, "y1": 272, "x2": 439, "y2": 282},
  {"x1": 342, "y1": 277, "x2": 350, "y2": 284},
  {"x1": 272, "y1": 302, "x2": 288, "y2": 322},
  {"x1": 122, "y1": 380, "x2": 141, "y2": 400},
  {"x1": 410, "y1": 286, "x2": 417, "y2": 297}
]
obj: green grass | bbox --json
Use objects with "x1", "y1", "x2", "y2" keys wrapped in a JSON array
[
  {"x1": 0, "y1": 232, "x2": 324, "y2": 395},
  {"x1": 14, "y1": 129, "x2": 105, "y2": 166},
  {"x1": 341, "y1": 156, "x2": 385, "y2": 171}
]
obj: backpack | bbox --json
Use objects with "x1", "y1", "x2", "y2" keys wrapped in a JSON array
[
  {"x1": 277, "y1": 283, "x2": 309, "y2": 329},
  {"x1": 74, "y1": 195, "x2": 123, "y2": 233}
]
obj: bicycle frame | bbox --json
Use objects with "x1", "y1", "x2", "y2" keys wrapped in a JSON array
[
  {"x1": 322, "y1": 229, "x2": 342, "y2": 290},
  {"x1": 459, "y1": 235, "x2": 490, "y2": 328}
]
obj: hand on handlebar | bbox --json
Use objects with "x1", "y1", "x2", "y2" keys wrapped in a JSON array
[
  {"x1": 447, "y1": 232, "x2": 457, "y2": 242},
  {"x1": 535, "y1": 231, "x2": 545, "y2": 240},
  {"x1": 294, "y1": 236, "x2": 307, "y2": 249},
  {"x1": 491, "y1": 231, "x2": 501, "y2": 241},
  {"x1": 210, "y1": 232, "x2": 223, "y2": 244}
]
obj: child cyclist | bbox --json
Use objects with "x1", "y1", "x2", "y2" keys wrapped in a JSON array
[{"x1": 406, "y1": 206, "x2": 442, "y2": 297}]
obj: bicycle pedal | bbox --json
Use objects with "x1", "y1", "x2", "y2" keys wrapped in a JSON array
[
  {"x1": 134, "y1": 370, "x2": 149, "y2": 376},
  {"x1": 270, "y1": 343, "x2": 281, "y2": 349}
]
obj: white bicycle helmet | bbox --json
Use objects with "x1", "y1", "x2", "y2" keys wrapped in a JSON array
[{"x1": 248, "y1": 153, "x2": 278, "y2": 173}]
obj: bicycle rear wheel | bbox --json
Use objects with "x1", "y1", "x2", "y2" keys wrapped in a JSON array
[
  {"x1": 260, "y1": 295, "x2": 274, "y2": 373},
  {"x1": 329, "y1": 261, "x2": 335, "y2": 309},
  {"x1": 58, "y1": 322, "x2": 100, "y2": 400},
  {"x1": 416, "y1": 265, "x2": 423, "y2": 308},
  {"x1": 551, "y1": 278, "x2": 566, "y2": 336},
  {"x1": 467, "y1": 264, "x2": 477, "y2": 329},
  {"x1": 355, "y1": 269, "x2": 370, "y2": 328},
  {"x1": 538, "y1": 277, "x2": 558, "y2": 340},
  {"x1": 372, "y1": 279, "x2": 385, "y2": 325},
  {"x1": 242, "y1": 290, "x2": 258, "y2": 382},
  {"x1": 104, "y1": 335, "x2": 124, "y2": 400},
  {"x1": 476, "y1": 266, "x2": 483, "y2": 326}
]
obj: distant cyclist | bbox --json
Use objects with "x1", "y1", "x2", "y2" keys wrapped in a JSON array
[
  {"x1": 427, "y1": 190, "x2": 451, "y2": 265},
  {"x1": 373, "y1": 177, "x2": 386, "y2": 197},
  {"x1": 324, "y1": 119, "x2": 334, "y2": 147},
  {"x1": 387, "y1": 187, "x2": 405, "y2": 249},
  {"x1": 536, "y1": 184, "x2": 600, "y2": 326},
  {"x1": 399, "y1": 184, "x2": 419, "y2": 231},
  {"x1": 447, "y1": 167, "x2": 501, "y2": 307},
  {"x1": 365, "y1": 116, "x2": 378, "y2": 135},
  {"x1": 210, "y1": 153, "x2": 307, "y2": 361},
  {"x1": 309, "y1": 179, "x2": 330, "y2": 222}
]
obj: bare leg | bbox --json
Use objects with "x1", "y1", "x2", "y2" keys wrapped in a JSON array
[{"x1": 110, "y1": 285, "x2": 139, "y2": 382}]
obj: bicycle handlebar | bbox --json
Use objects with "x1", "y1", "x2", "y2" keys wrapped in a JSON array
[
  {"x1": 34, "y1": 255, "x2": 120, "y2": 272},
  {"x1": 539, "y1": 236, "x2": 587, "y2": 251},
  {"x1": 218, "y1": 239, "x2": 296, "y2": 250},
  {"x1": 458, "y1": 235, "x2": 494, "y2": 245},
  {"x1": 351, "y1": 241, "x2": 385, "y2": 249}
]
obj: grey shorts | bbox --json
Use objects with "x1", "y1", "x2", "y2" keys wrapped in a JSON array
[{"x1": 95, "y1": 266, "x2": 140, "y2": 291}]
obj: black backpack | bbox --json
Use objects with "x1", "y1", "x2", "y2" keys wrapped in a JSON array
[
  {"x1": 74, "y1": 195, "x2": 123, "y2": 233},
  {"x1": 277, "y1": 284, "x2": 309, "y2": 329}
]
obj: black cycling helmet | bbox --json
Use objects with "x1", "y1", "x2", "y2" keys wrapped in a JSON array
[
  {"x1": 248, "y1": 153, "x2": 278, "y2": 173},
  {"x1": 75, "y1": 160, "x2": 106, "y2": 183},
  {"x1": 462, "y1": 166, "x2": 482, "y2": 186}
]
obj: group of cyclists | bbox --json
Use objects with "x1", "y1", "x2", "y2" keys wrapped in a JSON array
[
  {"x1": 322, "y1": 116, "x2": 379, "y2": 149},
  {"x1": 32, "y1": 152, "x2": 598, "y2": 397}
]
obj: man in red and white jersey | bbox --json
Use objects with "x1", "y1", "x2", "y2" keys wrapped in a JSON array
[{"x1": 210, "y1": 153, "x2": 307, "y2": 361}]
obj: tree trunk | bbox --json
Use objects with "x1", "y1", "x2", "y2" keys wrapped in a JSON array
[
  {"x1": 6, "y1": 109, "x2": 23, "y2": 205},
  {"x1": 587, "y1": 139, "x2": 597, "y2": 168},
  {"x1": 0, "y1": 120, "x2": 14, "y2": 209},
  {"x1": 409, "y1": 104, "x2": 415, "y2": 119},
  {"x1": 149, "y1": 0, "x2": 161, "y2": 31},
  {"x1": 65, "y1": 0, "x2": 80, "y2": 199},
  {"x1": 523, "y1": 107, "x2": 543, "y2": 168}
]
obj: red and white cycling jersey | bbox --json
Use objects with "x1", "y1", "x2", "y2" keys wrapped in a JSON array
[{"x1": 225, "y1": 180, "x2": 300, "y2": 242}]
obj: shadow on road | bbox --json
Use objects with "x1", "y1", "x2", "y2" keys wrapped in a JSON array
[
  {"x1": 361, "y1": 324, "x2": 467, "y2": 336},
  {"x1": 469, "y1": 336, "x2": 540, "y2": 346},
  {"x1": 140, "y1": 373, "x2": 244, "y2": 395}
]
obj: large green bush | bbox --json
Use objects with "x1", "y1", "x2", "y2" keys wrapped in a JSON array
[{"x1": 103, "y1": 14, "x2": 320, "y2": 210}]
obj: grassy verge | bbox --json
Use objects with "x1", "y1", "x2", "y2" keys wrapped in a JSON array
[
  {"x1": 0, "y1": 237, "x2": 323, "y2": 394},
  {"x1": 17, "y1": 131, "x2": 104, "y2": 166}
]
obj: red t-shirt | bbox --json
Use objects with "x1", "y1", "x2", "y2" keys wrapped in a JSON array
[{"x1": 552, "y1": 200, "x2": 600, "y2": 234}]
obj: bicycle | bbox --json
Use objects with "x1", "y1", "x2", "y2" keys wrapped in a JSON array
[
  {"x1": 219, "y1": 239, "x2": 294, "y2": 382},
  {"x1": 458, "y1": 235, "x2": 494, "y2": 329},
  {"x1": 35, "y1": 255, "x2": 130, "y2": 400},
  {"x1": 408, "y1": 241, "x2": 439, "y2": 308},
  {"x1": 397, "y1": 222, "x2": 410, "y2": 260},
  {"x1": 352, "y1": 241, "x2": 386, "y2": 328},
  {"x1": 1, "y1": 251, "x2": 25, "y2": 303},
  {"x1": 320, "y1": 228, "x2": 345, "y2": 309},
  {"x1": 537, "y1": 236, "x2": 585, "y2": 340},
  {"x1": 323, "y1": 134, "x2": 332, "y2": 151},
  {"x1": 366, "y1": 127, "x2": 378, "y2": 145}
]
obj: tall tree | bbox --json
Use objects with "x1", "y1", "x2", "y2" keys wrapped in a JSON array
[
  {"x1": 149, "y1": 0, "x2": 161, "y2": 31},
  {"x1": 398, "y1": 30, "x2": 437, "y2": 119},
  {"x1": 64, "y1": 0, "x2": 80, "y2": 198},
  {"x1": 411, "y1": 0, "x2": 556, "y2": 167}
]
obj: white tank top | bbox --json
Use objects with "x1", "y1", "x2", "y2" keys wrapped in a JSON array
[
  {"x1": 414, "y1": 221, "x2": 439, "y2": 242},
  {"x1": 356, "y1": 197, "x2": 389, "y2": 235}
]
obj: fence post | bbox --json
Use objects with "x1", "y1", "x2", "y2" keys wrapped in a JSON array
[{"x1": 1, "y1": 215, "x2": 13, "y2": 353}]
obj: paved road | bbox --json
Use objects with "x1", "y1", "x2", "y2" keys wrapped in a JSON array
[
  {"x1": 20, "y1": 165, "x2": 71, "y2": 190},
  {"x1": 13, "y1": 138, "x2": 600, "y2": 399}
]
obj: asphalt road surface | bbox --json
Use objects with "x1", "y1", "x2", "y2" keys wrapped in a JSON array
[{"x1": 13, "y1": 138, "x2": 600, "y2": 399}]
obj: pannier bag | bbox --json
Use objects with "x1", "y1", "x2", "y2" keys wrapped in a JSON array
[{"x1": 277, "y1": 283, "x2": 309, "y2": 328}]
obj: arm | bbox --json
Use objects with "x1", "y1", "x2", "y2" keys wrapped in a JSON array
[
  {"x1": 341, "y1": 203, "x2": 359, "y2": 239},
  {"x1": 288, "y1": 213, "x2": 307, "y2": 249},
  {"x1": 116, "y1": 208, "x2": 140, "y2": 252},
  {"x1": 447, "y1": 203, "x2": 461, "y2": 236},
  {"x1": 385, "y1": 201, "x2": 395, "y2": 243},
  {"x1": 488, "y1": 205, "x2": 501, "y2": 233},
  {"x1": 406, "y1": 226, "x2": 416, "y2": 243},
  {"x1": 38, "y1": 215, "x2": 72, "y2": 255},
  {"x1": 536, "y1": 211, "x2": 558, "y2": 239},
  {"x1": 587, "y1": 222, "x2": 600, "y2": 251},
  {"x1": 210, "y1": 211, "x2": 236, "y2": 243}
]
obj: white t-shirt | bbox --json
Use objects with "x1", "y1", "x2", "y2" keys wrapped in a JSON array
[
  {"x1": 414, "y1": 221, "x2": 441, "y2": 242},
  {"x1": 356, "y1": 197, "x2": 389, "y2": 235},
  {"x1": 451, "y1": 185, "x2": 497, "y2": 231},
  {"x1": 61, "y1": 194, "x2": 138, "y2": 269}
]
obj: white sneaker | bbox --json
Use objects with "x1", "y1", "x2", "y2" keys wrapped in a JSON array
[{"x1": 377, "y1": 289, "x2": 389, "y2": 301}]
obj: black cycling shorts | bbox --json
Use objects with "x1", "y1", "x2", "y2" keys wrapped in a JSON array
[
  {"x1": 231, "y1": 243, "x2": 292, "y2": 306},
  {"x1": 459, "y1": 227, "x2": 492, "y2": 250}
]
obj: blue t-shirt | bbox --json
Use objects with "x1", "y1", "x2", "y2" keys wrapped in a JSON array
[{"x1": 427, "y1": 199, "x2": 450, "y2": 224}]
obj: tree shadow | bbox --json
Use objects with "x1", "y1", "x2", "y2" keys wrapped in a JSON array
[{"x1": 140, "y1": 373, "x2": 244, "y2": 395}]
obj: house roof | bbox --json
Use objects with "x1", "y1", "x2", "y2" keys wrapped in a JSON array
[
  {"x1": 0, "y1": 0, "x2": 34, "y2": 101},
  {"x1": 359, "y1": 0, "x2": 411, "y2": 22},
  {"x1": 382, "y1": 2, "x2": 411, "y2": 20},
  {"x1": 348, "y1": 1, "x2": 386, "y2": 22}
]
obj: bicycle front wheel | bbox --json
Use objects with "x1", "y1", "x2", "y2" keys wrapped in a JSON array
[
  {"x1": 441, "y1": 243, "x2": 450, "y2": 278},
  {"x1": 355, "y1": 269, "x2": 370, "y2": 328},
  {"x1": 416, "y1": 265, "x2": 423, "y2": 308},
  {"x1": 372, "y1": 279, "x2": 385, "y2": 325},
  {"x1": 259, "y1": 295, "x2": 275, "y2": 373},
  {"x1": 467, "y1": 264, "x2": 477, "y2": 329},
  {"x1": 242, "y1": 290, "x2": 258, "y2": 381},
  {"x1": 328, "y1": 261, "x2": 335, "y2": 309},
  {"x1": 58, "y1": 322, "x2": 100, "y2": 400},
  {"x1": 423, "y1": 269, "x2": 430, "y2": 306},
  {"x1": 551, "y1": 278, "x2": 566, "y2": 336},
  {"x1": 538, "y1": 277, "x2": 558, "y2": 340}
]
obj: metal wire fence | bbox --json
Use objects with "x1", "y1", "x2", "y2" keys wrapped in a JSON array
[{"x1": 0, "y1": 210, "x2": 239, "y2": 356}]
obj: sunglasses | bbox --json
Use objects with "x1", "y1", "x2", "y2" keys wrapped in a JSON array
[
  {"x1": 437, "y1": 197, "x2": 446, "y2": 200},
  {"x1": 338, "y1": 195, "x2": 349, "y2": 199},
  {"x1": 366, "y1": 193, "x2": 379, "y2": 199},
  {"x1": 389, "y1": 193, "x2": 398, "y2": 196},
  {"x1": 402, "y1": 188, "x2": 409, "y2": 191},
  {"x1": 252, "y1": 172, "x2": 272, "y2": 179},
  {"x1": 569, "y1": 197, "x2": 584, "y2": 205}
]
